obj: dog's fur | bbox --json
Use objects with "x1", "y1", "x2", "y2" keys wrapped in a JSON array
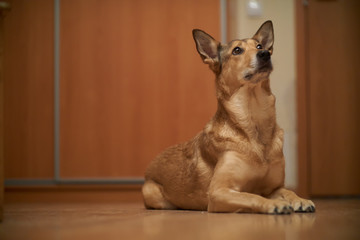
[{"x1": 142, "y1": 21, "x2": 315, "y2": 214}]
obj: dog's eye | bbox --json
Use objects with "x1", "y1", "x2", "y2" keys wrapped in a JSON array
[
  {"x1": 256, "y1": 44, "x2": 263, "y2": 49},
  {"x1": 232, "y1": 47, "x2": 243, "y2": 55}
]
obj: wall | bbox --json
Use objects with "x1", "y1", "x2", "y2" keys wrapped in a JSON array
[{"x1": 228, "y1": 0, "x2": 297, "y2": 188}]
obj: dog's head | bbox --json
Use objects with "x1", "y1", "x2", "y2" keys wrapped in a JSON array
[{"x1": 193, "y1": 21, "x2": 274, "y2": 88}]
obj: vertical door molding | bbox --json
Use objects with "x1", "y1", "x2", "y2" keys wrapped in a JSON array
[{"x1": 296, "y1": 0, "x2": 310, "y2": 197}]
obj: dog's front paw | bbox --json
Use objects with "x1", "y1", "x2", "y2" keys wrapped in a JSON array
[
  {"x1": 266, "y1": 200, "x2": 293, "y2": 215},
  {"x1": 291, "y1": 198, "x2": 315, "y2": 213}
]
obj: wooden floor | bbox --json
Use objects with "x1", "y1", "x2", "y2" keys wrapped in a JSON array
[{"x1": 0, "y1": 199, "x2": 359, "y2": 240}]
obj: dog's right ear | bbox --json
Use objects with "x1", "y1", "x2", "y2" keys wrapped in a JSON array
[{"x1": 192, "y1": 29, "x2": 220, "y2": 71}]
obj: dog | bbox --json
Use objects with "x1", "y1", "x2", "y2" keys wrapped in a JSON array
[{"x1": 142, "y1": 21, "x2": 315, "y2": 214}]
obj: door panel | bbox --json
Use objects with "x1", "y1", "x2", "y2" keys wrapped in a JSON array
[
  {"x1": 308, "y1": 0, "x2": 360, "y2": 195},
  {"x1": 60, "y1": 0, "x2": 219, "y2": 178},
  {"x1": 4, "y1": 0, "x2": 54, "y2": 179}
]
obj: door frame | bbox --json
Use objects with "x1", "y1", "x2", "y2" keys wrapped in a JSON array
[
  {"x1": 295, "y1": 0, "x2": 310, "y2": 198},
  {"x1": 0, "y1": 0, "x2": 11, "y2": 221}
]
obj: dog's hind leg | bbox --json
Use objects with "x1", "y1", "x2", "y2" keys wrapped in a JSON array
[{"x1": 142, "y1": 180, "x2": 177, "y2": 210}]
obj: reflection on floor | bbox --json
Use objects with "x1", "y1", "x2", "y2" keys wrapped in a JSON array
[{"x1": 1, "y1": 199, "x2": 359, "y2": 240}]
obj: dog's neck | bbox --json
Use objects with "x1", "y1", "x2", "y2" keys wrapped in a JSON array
[{"x1": 214, "y1": 79, "x2": 277, "y2": 145}]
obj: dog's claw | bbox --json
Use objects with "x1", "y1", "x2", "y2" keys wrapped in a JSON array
[
  {"x1": 274, "y1": 207, "x2": 279, "y2": 214},
  {"x1": 305, "y1": 205, "x2": 315, "y2": 212},
  {"x1": 293, "y1": 200, "x2": 316, "y2": 213},
  {"x1": 295, "y1": 205, "x2": 303, "y2": 212},
  {"x1": 271, "y1": 205, "x2": 293, "y2": 215},
  {"x1": 283, "y1": 206, "x2": 293, "y2": 214},
  {"x1": 310, "y1": 205, "x2": 316, "y2": 212}
]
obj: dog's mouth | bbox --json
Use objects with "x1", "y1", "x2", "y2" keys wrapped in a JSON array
[
  {"x1": 257, "y1": 61, "x2": 273, "y2": 72},
  {"x1": 244, "y1": 60, "x2": 273, "y2": 81}
]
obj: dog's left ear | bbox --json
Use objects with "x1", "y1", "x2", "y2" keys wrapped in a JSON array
[
  {"x1": 253, "y1": 20, "x2": 274, "y2": 53},
  {"x1": 192, "y1": 29, "x2": 221, "y2": 72}
]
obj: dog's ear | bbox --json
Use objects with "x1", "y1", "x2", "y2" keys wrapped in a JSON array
[
  {"x1": 252, "y1": 20, "x2": 274, "y2": 53},
  {"x1": 192, "y1": 29, "x2": 221, "y2": 71}
]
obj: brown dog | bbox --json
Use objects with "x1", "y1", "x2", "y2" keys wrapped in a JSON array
[{"x1": 142, "y1": 21, "x2": 315, "y2": 214}]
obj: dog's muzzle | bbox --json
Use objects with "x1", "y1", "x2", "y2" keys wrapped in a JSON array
[{"x1": 244, "y1": 50, "x2": 273, "y2": 81}]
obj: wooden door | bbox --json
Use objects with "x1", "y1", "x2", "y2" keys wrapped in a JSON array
[
  {"x1": 59, "y1": 0, "x2": 219, "y2": 179},
  {"x1": 297, "y1": 0, "x2": 360, "y2": 196}
]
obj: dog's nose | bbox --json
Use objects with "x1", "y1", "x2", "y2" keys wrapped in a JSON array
[{"x1": 257, "y1": 50, "x2": 270, "y2": 62}]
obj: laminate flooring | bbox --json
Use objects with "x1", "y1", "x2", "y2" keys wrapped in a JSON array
[{"x1": 1, "y1": 199, "x2": 359, "y2": 240}]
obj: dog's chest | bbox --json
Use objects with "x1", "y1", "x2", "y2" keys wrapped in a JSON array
[
  {"x1": 228, "y1": 92, "x2": 276, "y2": 146},
  {"x1": 236, "y1": 130, "x2": 285, "y2": 196},
  {"x1": 250, "y1": 132, "x2": 285, "y2": 195},
  {"x1": 256, "y1": 159, "x2": 284, "y2": 196},
  {"x1": 216, "y1": 149, "x2": 285, "y2": 197},
  {"x1": 235, "y1": 157, "x2": 284, "y2": 197}
]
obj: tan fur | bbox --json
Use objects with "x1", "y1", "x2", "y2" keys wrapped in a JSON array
[{"x1": 142, "y1": 21, "x2": 315, "y2": 214}]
